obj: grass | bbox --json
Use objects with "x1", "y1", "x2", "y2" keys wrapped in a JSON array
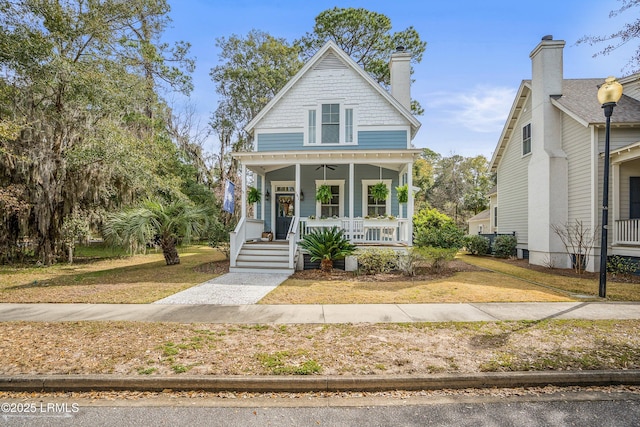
[
  {"x1": 0, "y1": 245, "x2": 226, "y2": 303},
  {"x1": 1, "y1": 320, "x2": 638, "y2": 376},
  {"x1": 260, "y1": 270, "x2": 576, "y2": 304},
  {"x1": 461, "y1": 255, "x2": 640, "y2": 301}
]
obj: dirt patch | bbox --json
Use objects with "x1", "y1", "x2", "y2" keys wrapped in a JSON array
[
  {"x1": 290, "y1": 260, "x2": 484, "y2": 282},
  {"x1": 193, "y1": 260, "x2": 230, "y2": 275},
  {"x1": 1, "y1": 320, "x2": 638, "y2": 377}
]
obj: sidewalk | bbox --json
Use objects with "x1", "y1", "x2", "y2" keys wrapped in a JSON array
[{"x1": 0, "y1": 302, "x2": 639, "y2": 323}]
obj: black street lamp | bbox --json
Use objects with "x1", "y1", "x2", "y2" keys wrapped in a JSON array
[{"x1": 597, "y1": 76, "x2": 623, "y2": 298}]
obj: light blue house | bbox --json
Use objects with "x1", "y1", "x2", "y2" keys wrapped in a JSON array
[{"x1": 230, "y1": 41, "x2": 422, "y2": 273}]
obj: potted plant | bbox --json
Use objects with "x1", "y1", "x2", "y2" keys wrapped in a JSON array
[
  {"x1": 247, "y1": 186, "x2": 261, "y2": 204},
  {"x1": 396, "y1": 184, "x2": 408, "y2": 204},
  {"x1": 316, "y1": 184, "x2": 333, "y2": 204},
  {"x1": 370, "y1": 182, "x2": 389, "y2": 203}
]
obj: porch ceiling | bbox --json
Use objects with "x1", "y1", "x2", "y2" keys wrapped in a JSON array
[
  {"x1": 233, "y1": 149, "x2": 422, "y2": 174},
  {"x1": 610, "y1": 141, "x2": 640, "y2": 164}
]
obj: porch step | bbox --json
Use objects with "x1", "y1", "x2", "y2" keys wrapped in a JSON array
[{"x1": 231, "y1": 241, "x2": 296, "y2": 274}]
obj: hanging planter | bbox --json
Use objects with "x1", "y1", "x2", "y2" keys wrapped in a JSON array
[
  {"x1": 396, "y1": 184, "x2": 408, "y2": 204},
  {"x1": 315, "y1": 184, "x2": 333, "y2": 204},
  {"x1": 370, "y1": 182, "x2": 389, "y2": 203},
  {"x1": 247, "y1": 186, "x2": 261, "y2": 204}
]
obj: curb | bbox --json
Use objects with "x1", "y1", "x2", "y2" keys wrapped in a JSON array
[{"x1": 1, "y1": 370, "x2": 640, "y2": 393}]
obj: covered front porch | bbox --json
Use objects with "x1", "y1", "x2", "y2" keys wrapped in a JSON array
[
  {"x1": 611, "y1": 142, "x2": 640, "y2": 255},
  {"x1": 230, "y1": 149, "x2": 420, "y2": 271}
]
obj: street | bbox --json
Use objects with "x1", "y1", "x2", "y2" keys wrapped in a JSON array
[{"x1": 2, "y1": 389, "x2": 639, "y2": 427}]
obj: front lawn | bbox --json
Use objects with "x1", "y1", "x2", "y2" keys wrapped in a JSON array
[{"x1": 0, "y1": 245, "x2": 226, "y2": 303}]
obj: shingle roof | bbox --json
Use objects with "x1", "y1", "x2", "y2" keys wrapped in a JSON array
[
  {"x1": 468, "y1": 209, "x2": 490, "y2": 222},
  {"x1": 552, "y1": 78, "x2": 640, "y2": 125}
]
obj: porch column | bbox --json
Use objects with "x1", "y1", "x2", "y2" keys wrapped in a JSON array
[
  {"x1": 295, "y1": 163, "x2": 301, "y2": 218},
  {"x1": 612, "y1": 162, "x2": 620, "y2": 244},
  {"x1": 260, "y1": 174, "x2": 265, "y2": 221},
  {"x1": 407, "y1": 161, "x2": 414, "y2": 245},
  {"x1": 241, "y1": 164, "x2": 247, "y2": 219},
  {"x1": 349, "y1": 162, "x2": 355, "y2": 239}
]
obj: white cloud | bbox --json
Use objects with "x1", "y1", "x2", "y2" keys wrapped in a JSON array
[{"x1": 428, "y1": 85, "x2": 517, "y2": 134}]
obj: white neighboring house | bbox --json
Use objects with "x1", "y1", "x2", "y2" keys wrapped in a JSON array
[
  {"x1": 490, "y1": 35, "x2": 640, "y2": 272},
  {"x1": 467, "y1": 186, "x2": 497, "y2": 235}
]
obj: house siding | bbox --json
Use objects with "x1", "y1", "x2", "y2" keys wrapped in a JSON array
[
  {"x1": 263, "y1": 164, "x2": 400, "y2": 232},
  {"x1": 596, "y1": 128, "x2": 640, "y2": 245},
  {"x1": 496, "y1": 96, "x2": 531, "y2": 246},
  {"x1": 257, "y1": 130, "x2": 407, "y2": 152},
  {"x1": 563, "y1": 115, "x2": 592, "y2": 224},
  {"x1": 256, "y1": 61, "x2": 408, "y2": 132}
]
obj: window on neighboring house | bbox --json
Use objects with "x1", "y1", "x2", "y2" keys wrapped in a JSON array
[
  {"x1": 321, "y1": 103, "x2": 340, "y2": 143},
  {"x1": 494, "y1": 206, "x2": 498, "y2": 227},
  {"x1": 308, "y1": 110, "x2": 316, "y2": 144},
  {"x1": 320, "y1": 185, "x2": 340, "y2": 217},
  {"x1": 363, "y1": 180, "x2": 391, "y2": 217},
  {"x1": 522, "y1": 123, "x2": 531, "y2": 155}
]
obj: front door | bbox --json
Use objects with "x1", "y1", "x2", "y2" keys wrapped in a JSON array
[{"x1": 275, "y1": 194, "x2": 294, "y2": 240}]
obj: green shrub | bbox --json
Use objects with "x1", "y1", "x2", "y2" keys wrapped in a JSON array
[
  {"x1": 464, "y1": 235, "x2": 490, "y2": 255},
  {"x1": 417, "y1": 246, "x2": 457, "y2": 274},
  {"x1": 494, "y1": 235, "x2": 517, "y2": 258},
  {"x1": 607, "y1": 255, "x2": 639, "y2": 276},
  {"x1": 413, "y1": 208, "x2": 464, "y2": 249},
  {"x1": 299, "y1": 227, "x2": 356, "y2": 272},
  {"x1": 396, "y1": 248, "x2": 423, "y2": 276},
  {"x1": 357, "y1": 248, "x2": 398, "y2": 275}
]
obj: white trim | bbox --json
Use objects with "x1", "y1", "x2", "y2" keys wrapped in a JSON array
[
  {"x1": 315, "y1": 179, "x2": 345, "y2": 217},
  {"x1": 244, "y1": 41, "x2": 420, "y2": 138},
  {"x1": 255, "y1": 127, "x2": 304, "y2": 134},
  {"x1": 304, "y1": 101, "x2": 359, "y2": 146},
  {"x1": 270, "y1": 180, "x2": 296, "y2": 234},
  {"x1": 362, "y1": 179, "x2": 392, "y2": 217}
]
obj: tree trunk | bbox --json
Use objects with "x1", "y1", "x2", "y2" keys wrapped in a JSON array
[
  {"x1": 320, "y1": 258, "x2": 333, "y2": 273},
  {"x1": 161, "y1": 237, "x2": 180, "y2": 265}
]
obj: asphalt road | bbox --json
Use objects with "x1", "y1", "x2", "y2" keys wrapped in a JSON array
[{"x1": 2, "y1": 390, "x2": 639, "y2": 427}]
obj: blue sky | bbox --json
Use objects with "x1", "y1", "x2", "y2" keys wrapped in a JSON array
[{"x1": 163, "y1": 0, "x2": 636, "y2": 159}]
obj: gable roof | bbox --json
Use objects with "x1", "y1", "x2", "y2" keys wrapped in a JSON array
[
  {"x1": 490, "y1": 76, "x2": 640, "y2": 172},
  {"x1": 489, "y1": 80, "x2": 531, "y2": 172},
  {"x1": 244, "y1": 41, "x2": 421, "y2": 138},
  {"x1": 551, "y1": 78, "x2": 640, "y2": 126}
]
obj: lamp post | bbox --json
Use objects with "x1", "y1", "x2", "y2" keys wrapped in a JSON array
[{"x1": 597, "y1": 76, "x2": 623, "y2": 298}]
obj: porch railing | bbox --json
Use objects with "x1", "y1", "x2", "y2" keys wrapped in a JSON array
[
  {"x1": 287, "y1": 216, "x2": 300, "y2": 269},
  {"x1": 615, "y1": 219, "x2": 640, "y2": 245},
  {"x1": 299, "y1": 217, "x2": 410, "y2": 245},
  {"x1": 229, "y1": 218, "x2": 264, "y2": 267}
]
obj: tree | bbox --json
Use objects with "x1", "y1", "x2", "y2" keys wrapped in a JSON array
[
  {"x1": 423, "y1": 153, "x2": 493, "y2": 226},
  {"x1": 577, "y1": 0, "x2": 640, "y2": 74},
  {"x1": 102, "y1": 199, "x2": 209, "y2": 265},
  {"x1": 0, "y1": 0, "x2": 194, "y2": 264},
  {"x1": 296, "y1": 7, "x2": 427, "y2": 114},
  {"x1": 209, "y1": 30, "x2": 302, "y2": 227}
]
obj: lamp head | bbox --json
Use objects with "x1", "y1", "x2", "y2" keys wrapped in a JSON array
[{"x1": 597, "y1": 76, "x2": 623, "y2": 106}]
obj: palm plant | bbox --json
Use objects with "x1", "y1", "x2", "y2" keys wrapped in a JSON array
[
  {"x1": 102, "y1": 199, "x2": 209, "y2": 265},
  {"x1": 299, "y1": 226, "x2": 356, "y2": 272}
]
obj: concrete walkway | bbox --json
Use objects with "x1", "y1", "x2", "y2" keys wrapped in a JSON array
[
  {"x1": 154, "y1": 273, "x2": 290, "y2": 305},
  {"x1": 0, "y1": 302, "x2": 639, "y2": 323}
]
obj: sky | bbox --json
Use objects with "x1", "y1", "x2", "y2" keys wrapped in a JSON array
[{"x1": 162, "y1": 0, "x2": 637, "y2": 159}]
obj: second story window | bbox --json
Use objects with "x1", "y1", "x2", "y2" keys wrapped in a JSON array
[
  {"x1": 306, "y1": 103, "x2": 357, "y2": 145},
  {"x1": 522, "y1": 123, "x2": 531, "y2": 155},
  {"x1": 321, "y1": 104, "x2": 340, "y2": 143}
]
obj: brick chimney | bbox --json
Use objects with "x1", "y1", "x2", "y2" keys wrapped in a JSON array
[{"x1": 389, "y1": 46, "x2": 412, "y2": 111}]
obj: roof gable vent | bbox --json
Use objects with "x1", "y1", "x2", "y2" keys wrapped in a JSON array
[{"x1": 314, "y1": 52, "x2": 348, "y2": 71}]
